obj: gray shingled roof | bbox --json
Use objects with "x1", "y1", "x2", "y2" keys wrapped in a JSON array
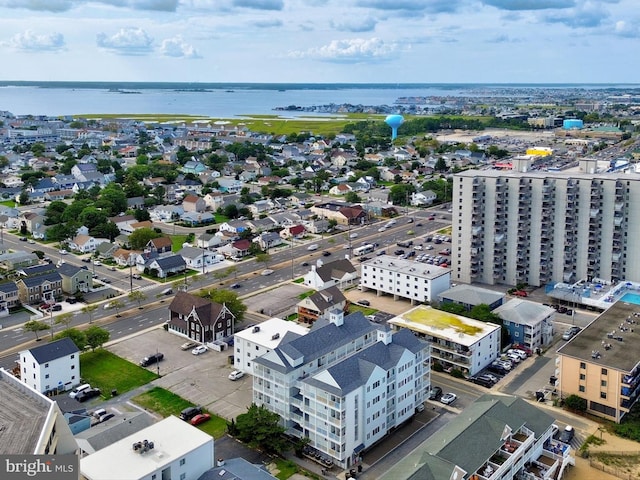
[
  {"x1": 150, "y1": 254, "x2": 186, "y2": 270},
  {"x1": 28, "y1": 337, "x2": 79, "y2": 364},
  {"x1": 315, "y1": 259, "x2": 356, "y2": 282},
  {"x1": 20, "y1": 271, "x2": 62, "y2": 287},
  {"x1": 0, "y1": 281, "x2": 18, "y2": 294}
]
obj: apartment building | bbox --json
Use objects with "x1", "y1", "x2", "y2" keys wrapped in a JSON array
[
  {"x1": 389, "y1": 305, "x2": 500, "y2": 377},
  {"x1": 495, "y1": 299, "x2": 556, "y2": 351},
  {"x1": 556, "y1": 299, "x2": 640, "y2": 423},
  {"x1": 252, "y1": 310, "x2": 430, "y2": 469},
  {"x1": 19, "y1": 337, "x2": 80, "y2": 394},
  {"x1": 0, "y1": 368, "x2": 78, "y2": 455},
  {"x1": 384, "y1": 395, "x2": 574, "y2": 480},
  {"x1": 452, "y1": 166, "x2": 640, "y2": 287},
  {"x1": 360, "y1": 255, "x2": 451, "y2": 304}
]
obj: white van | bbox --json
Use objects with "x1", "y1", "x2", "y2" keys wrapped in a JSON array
[
  {"x1": 307, "y1": 244, "x2": 319, "y2": 251},
  {"x1": 69, "y1": 383, "x2": 91, "y2": 399}
]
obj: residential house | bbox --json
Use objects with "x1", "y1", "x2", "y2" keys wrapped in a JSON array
[
  {"x1": 303, "y1": 259, "x2": 358, "y2": 290},
  {"x1": 109, "y1": 215, "x2": 138, "y2": 234},
  {"x1": 142, "y1": 254, "x2": 186, "y2": 278},
  {"x1": 290, "y1": 192, "x2": 312, "y2": 206},
  {"x1": 0, "y1": 251, "x2": 40, "y2": 270},
  {"x1": 253, "y1": 311, "x2": 429, "y2": 469},
  {"x1": 126, "y1": 196, "x2": 146, "y2": 210},
  {"x1": 253, "y1": 232, "x2": 283, "y2": 251},
  {"x1": 96, "y1": 242, "x2": 119, "y2": 259},
  {"x1": 120, "y1": 220, "x2": 154, "y2": 235},
  {"x1": 71, "y1": 163, "x2": 97, "y2": 180},
  {"x1": 280, "y1": 224, "x2": 305, "y2": 240},
  {"x1": 203, "y1": 191, "x2": 224, "y2": 211},
  {"x1": 256, "y1": 176, "x2": 281, "y2": 186},
  {"x1": 145, "y1": 237, "x2": 173, "y2": 254},
  {"x1": 310, "y1": 202, "x2": 367, "y2": 226},
  {"x1": 197, "y1": 233, "x2": 223, "y2": 250},
  {"x1": 438, "y1": 284, "x2": 505, "y2": 312},
  {"x1": 411, "y1": 190, "x2": 437, "y2": 206},
  {"x1": 297, "y1": 286, "x2": 348, "y2": 324},
  {"x1": 268, "y1": 212, "x2": 301, "y2": 227},
  {"x1": 68, "y1": 234, "x2": 100, "y2": 253},
  {"x1": 303, "y1": 218, "x2": 330, "y2": 234},
  {"x1": 218, "y1": 178, "x2": 243, "y2": 193},
  {"x1": 150, "y1": 204, "x2": 184, "y2": 222},
  {"x1": 167, "y1": 291, "x2": 235, "y2": 343},
  {"x1": 20, "y1": 212, "x2": 46, "y2": 235},
  {"x1": 361, "y1": 201, "x2": 397, "y2": 218},
  {"x1": 328, "y1": 183, "x2": 352, "y2": 196},
  {"x1": 180, "y1": 211, "x2": 215, "y2": 226},
  {"x1": 177, "y1": 246, "x2": 224, "y2": 271},
  {"x1": 0, "y1": 281, "x2": 19, "y2": 316},
  {"x1": 248, "y1": 199, "x2": 273, "y2": 216},
  {"x1": 44, "y1": 189, "x2": 74, "y2": 202},
  {"x1": 218, "y1": 220, "x2": 250, "y2": 235},
  {"x1": 181, "y1": 160, "x2": 208, "y2": 175},
  {"x1": 384, "y1": 395, "x2": 572, "y2": 480},
  {"x1": 19, "y1": 337, "x2": 80, "y2": 394},
  {"x1": 247, "y1": 217, "x2": 277, "y2": 233},
  {"x1": 113, "y1": 249, "x2": 140, "y2": 267},
  {"x1": 17, "y1": 271, "x2": 63, "y2": 304},
  {"x1": 30, "y1": 178, "x2": 57, "y2": 194},
  {"x1": 182, "y1": 194, "x2": 206, "y2": 213},
  {"x1": 57, "y1": 263, "x2": 93, "y2": 294}
]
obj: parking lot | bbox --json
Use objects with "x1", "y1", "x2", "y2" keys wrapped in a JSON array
[
  {"x1": 243, "y1": 282, "x2": 311, "y2": 318},
  {"x1": 107, "y1": 328, "x2": 253, "y2": 421}
]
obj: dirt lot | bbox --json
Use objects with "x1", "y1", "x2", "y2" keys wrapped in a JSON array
[
  {"x1": 343, "y1": 286, "x2": 415, "y2": 316},
  {"x1": 566, "y1": 430, "x2": 640, "y2": 480}
]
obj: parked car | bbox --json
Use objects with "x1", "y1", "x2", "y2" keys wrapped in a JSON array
[
  {"x1": 508, "y1": 349, "x2": 527, "y2": 360},
  {"x1": 92, "y1": 408, "x2": 107, "y2": 419},
  {"x1": 190, "y1": 413, "x2": 211, "y2": 426},
  {"x1": 322, "y1": 251, "x2": 331, "y2": 257},
  {"x1": 69, "y1": 383, "x2": 91, "y2": 399},
  {"x1": 228, "y1": 370, "x2": 245, "y2": 381},
  {"x1": 192, "y1": 345, "x2": 208, "y2": 355},
  {"x1": 428, "y1": 386, "x2": 443, "y2": 400},
  {"x1": 51, "y1": 304, "x2": 62, "y2": 311},
  {"x1": 76, "y1": 388, "x2": 101, "y2": 403},
  {"x1": 471, "y1": 376, "x2": 494, "y2": 388},
  {"x1": 140, "y1": 352, "x2": 164, "y2": 367},
  {"x1": 349, "y1": 233, "x2": 358, "y2": 239},
  {"x1": 99, "y1": 413, "x2": 115, "y2": 422},
  {"x1": 559, "y1": 425, "x2": 575, "y2": 443},
  {"x1": 180, "y1": 406, "x2": 203, "y2": 421},
  {"x1": 513, "y1": 290, "x2": 528, "y2": 297},
  {"x1": 28, "y1": 239, "x2": 35, "y2": 244},
  {"x1": 19, "y1": 236, "x2": 27, "y2": 242},
  {"x1": 440, "y1": 392, "x2": 457, "y2": 405},
  {"x1": 132, "y1": 273, "x2": 142, "y2": 279},
  {"x1": 59, "y1": 249, "x2": 68, "y2": 255},
  {"x1": 261, "y1": 269, "x2": 274, "y2": 276},
  {"x1": 307, "y1": 244, "x2": 319, "y2": 251},
  {"x1": 356, "y1": 299, "x2": 370, "y2": 306},
  {"x1": 93, "y1": 260, "x2": 102, "y2": 266},
  {"x1": 101, "y1": 278, "x2": 111, "y2": 284},
  {"x1": 230, "y1": 283, "x2": 241, "y2": 289},
  {"x1": 180, "y1": 341, "x2": 197, "y2": 351},
  {"x1": 81, "y1": 257, "x2": 91, "y2": 263}
]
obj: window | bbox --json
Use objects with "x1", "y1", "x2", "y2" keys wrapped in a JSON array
[
  {"x1": 601, "y1": 368, "x2": 608, "y2": 375},
  {"x1": 579, "y1": 374, "x2": 585, "y2": 380},
  {"x1": 180, "y1": 458, "x2": 186, "y2": 466},
  {"x1": 580, "y1": 362, "x2": 586, "y2": 369},
  {"x1": 45, "y1": 374, "x2": 49, "y2": 379},
  {"x1": 579, "y1": 385, "x2": 585, "y2": 392},
  {"x1": 45, "y1": 363, "x2": 49, "y2": 368},
  {"x1": 71, "y1": 365, "x2": 75, "y2": 369},
  {"x1": 601, "y1": 380, "x2": 607, "y2": 387},
  {"x1": 600, "y1": 392, "x2": 607, "y2": 399},
  {"x1": 180, "y1": 474, "x2": 186, "y2": 480}
]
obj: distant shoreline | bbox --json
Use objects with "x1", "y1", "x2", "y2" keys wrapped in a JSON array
[{"x1": 1, "y1": 81, "x2": 639, "y2": 91}]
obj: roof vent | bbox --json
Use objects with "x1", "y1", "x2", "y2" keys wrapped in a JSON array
[
  {"x1": 253, "y1": 326, "x2": 260, "y2": 333},
  {"x1": 271, "y1": 333, "x2": 280, "y2": 340},
  {"x1": 132, "y1": 439, "x2": 155, "y2": 454}
]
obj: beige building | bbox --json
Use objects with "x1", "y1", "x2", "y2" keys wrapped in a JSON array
[
  {"x1": 453, "y1": 168, "x2": 640, "y2": 287},
  {"x1": 556, "y1": 300, "x2": 640, "y2": 423}
]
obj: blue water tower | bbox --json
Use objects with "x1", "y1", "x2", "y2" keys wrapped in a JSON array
[{"x1": 385, "y1": 114, "x2": 404, "y2": 140}]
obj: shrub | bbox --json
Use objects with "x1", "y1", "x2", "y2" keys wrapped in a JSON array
[
  {"x1": 432, "y1": 362, "x2": 444, "y2": 372},
  {"x1": 564, "y1": 394, "x2": 587, "y2": 413},
  {"x1": 450, "y1": 368, "x2": 465, "y2": 379}
]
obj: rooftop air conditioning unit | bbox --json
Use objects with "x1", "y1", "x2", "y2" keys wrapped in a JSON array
[
  {"x1": 253, "y1": 326, "x2": 260, "y2": 333},
  {"x1": 271, "y1": 333, "x2": 280, "y2": 340}
]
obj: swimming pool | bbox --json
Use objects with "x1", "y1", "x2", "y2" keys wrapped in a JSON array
[{"x1": 620, "y1": 292, "x2": 640, "y2": 305}]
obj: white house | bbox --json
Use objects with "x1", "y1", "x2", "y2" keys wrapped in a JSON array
[
  {"x1": 19, "y1": 337, "x2": 80, "y2": 394},
  {"x1": 389, "y1": 305, "x2": 501, "y2": 377},
  {"x1": 68, "y1": 234, "x2": 107, "y2": 253},
  {"x1": 410, "y1": 190, "x2": 437, "y2": 206},
  {"x1": 360, "y1": 255, "x2": 451, "y2": 304},
  {"x1": 252, "y1": 311, "x2": 430, "y2": 469},
  {"x1": 177, "y1": 246, "x2": 225, "y2": 271},
  {"x1": 233, "y1": 318, "x2": 309, "y2": 376},
  {"x1": 303, "y1": 259, "x2": 358, "y2": 290},
  {"x1": 80, "y1": 416, "x2": 215, "y2": 480}
]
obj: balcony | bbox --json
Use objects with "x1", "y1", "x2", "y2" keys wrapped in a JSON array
[
  {"x1": 590, "y1": 208, "x2": 600, "y2": 218},
  {"x1": 614, "y1": 216, "x2": 624, "y2": 226}
]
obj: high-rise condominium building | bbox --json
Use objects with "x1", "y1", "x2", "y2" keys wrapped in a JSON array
[{"x1": 453, "y1": 168, "x2": 640, "y2": 287}]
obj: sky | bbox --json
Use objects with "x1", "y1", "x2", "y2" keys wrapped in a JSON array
[{"x1": 0, "y1": 0, "x2": 638, "y2": 84}]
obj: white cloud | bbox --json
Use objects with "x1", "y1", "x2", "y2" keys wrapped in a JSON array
[
  {"x1": 96, "y1": 27, "x2": 154, "y2": 55},
  {"x1": 331, "y1": 17, "x2": 377, "y2": 33},
  {"x1": 482, "y1": 0, "x2": 575, "y2": 10},
  {"x1": 289, "y1": 37, "x2": 399, "y2": 63},
  {"x1": 614, "y1": 20, "x2": 640, "y2": 37},
  {"x1": 356, "y1": 0, "x2": 463, "y2": 14},
  {"x1": 254, "y1": 19, "x2": 283, "y2": 28},
  {"x1": 0, "y1": 0, "x2": 179, "y2": 11},
  {"x1": 543, "y1": 2, "x2": 610, "y2": 28},
  {"x1": 1, "y1": 29, "x2": 65, "y2": 51},
  {"x1": 232, "y1": 0, "x2": 283, "y2": 10},
  {"x1": 160, "y1": 35, "x2": 201, "y2": 58}
]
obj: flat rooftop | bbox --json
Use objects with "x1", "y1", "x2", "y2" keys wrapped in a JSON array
[
  {"x1": 234, "y1": 317, "x2": 309, "y2": 346},
  {"x1": 0, "y1": 369, "x2": 49, "y2": 454},
  {"x1": 557, "y1": 299, "x2": 640, "y2": 372},
  {"x1": 389, "y1": 305, "x2": 500, "y2": 347},
  {"x1": 363, "y1": 255, "x2": 450, "y2": 279}
]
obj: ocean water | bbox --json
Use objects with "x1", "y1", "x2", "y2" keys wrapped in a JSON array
[{"x1": 0, "y1": 81, "x2": 637, "y2": 118}]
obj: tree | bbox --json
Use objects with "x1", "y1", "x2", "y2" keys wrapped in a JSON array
[
  {"x1": 129, "y1": 228, "x2": 163, "y2": 250},
  {"x1": 327, "y1": 218, "x2": 338, "y2": 230},
  {"x1": 81, "y1": 304, "x2": 99, "y2": 324},
  {"x1": 53, "y1": 328, "x2": 87, "y2": 350},
  {"x1": 55, "y1": 312, "x2": 74, "y2": 330},
  {"x1": 255, "y1": 253, "x2": 271, "y2": 269},
  {"x1": 233, "y1": 403, "x2": 288, "y2": 454},
  {"x1": 389, "y1": 184, "x2": 416, "y2": 206},
  {"x1": 19, "y1": 189, "x2": 30, "y2": 205},
  {"x1": 199, "y1": 289, "x2": 247, "y2": 322},
  {"x1": 24, "y1": 320, "x2": 50, "y2": 340},
  {"x1": 345, "y1": 191, "x2": 362, "y2": 203},
  {"x1": 564, "y1": 394, "x2": 587, "y2": 413},
  {"x1": 223, "y1": 204, "x2": 239, "y2": 219},
  {"x1": 85, "y1": 325, "x2": 110, "y2": 350},
  {"x1": 129, "y1": 290, "x2": 147, "y2": 308},
  {"x1": 108, "y1": 300, "x2": 125, "y2": 317}
]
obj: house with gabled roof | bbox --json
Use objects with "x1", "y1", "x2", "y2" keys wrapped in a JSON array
[
  {"x1": 168, "y1": 291, "x2": 235, "y2": 343},
  {"x1": 19, "y1": 338, "x2": 80, "y2": 394},
  {"x1": 180, "y1": 211, "x2": 214, "y2": 226},
  {"x1": 145, "y1": 236, "x2": 172, "y2": 254},
  {"x1": 196, "y1": 233, "x2": 223, "y2": 250},
  {"x1": 0, "y1": 281, "x2": 19, "y2": 316},
  {"x1": 96, "y1": 241, "x2": 118, "y2": 259},
  {"x1": 143, "y1": 254, "x2": 186, "y2": 278},
  {"x1": 112, "y1": 248, "x2": 139, "y2": 267},
  {"x1": 253, "y1": 232, "x2": 282, "y2": 251},
  {"x1": 68, "y1": 234, "x2": 101, "y2": 254},
  {"x1": 303, "y1": 259, "x2": 357, "y2": 290},
  {"x1": 57, "y1": 263, "x2": 92, "y2": 294},
  {"x1": 297, "y1": 286, "x2": 348, "y2": 325},
  {"x1": 182, "y1": 194, "x2": 206, "y2": 213},
  {"x1": 17, "y1": 271, "x2": 63, "y2": 305},
  {"x1": 0, "y1": 251, "x2": 40, "y2": 270},
  {"x1": 177, "y1": 246, "x2": 224, "y2": 271},
  {"x1": 279, "y1": 224, "x2": 305, "y2": 240}
]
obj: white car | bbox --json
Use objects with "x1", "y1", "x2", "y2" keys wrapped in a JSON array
[
  {"x1": 191, "y1": 345, "x2": 208, "y2": 355},
  {"x1": 378, "y1": 227, "x2": 387, "y2": 232},
  {"x1": 414, "y1": 245, "x2": 423, "y2": 250},
  {"x1": 59, "y1": 249, "x2": 68, "y2": 255},
  {"x1": 307, "y1": 244, "x2": 319, "y2": 251},
  {"x1": 93, "y1": 260, "x2": 102, "y2": 266},
  {"x1": 440, "y1": 392, "x2": 457, "y2": 405},
  {"x1": 228, "y1": 370, "x2": 245, "y2": 381},
  {"x1": 261, "y1": 269, "x2": 274, "y2": 276},
  {"x1": 28, "y1": 239, "x2": 35, "y2": 244},
  {"x1": 349, "y1": 233, "x2": 358, "y2": 239}
]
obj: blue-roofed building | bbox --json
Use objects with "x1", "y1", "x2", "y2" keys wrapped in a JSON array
[
  {"x1": 0, "y1": 281, "x2": 19, "y2": 315},
  {"x1": 253, "y1": 310, "x2": 430, "y2": 469},
  {"x1": 19, "y1": 337, "x2": 80, "y2": 394},
  {"x1": 144, "y1": 253, "x2": 186, "y2": 278}
]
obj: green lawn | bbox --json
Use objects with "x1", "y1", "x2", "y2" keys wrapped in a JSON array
[
  {"x1": 0, "y1": 200, "x2": 16, "y2": 208},
  {"x1": 133, "y1": 387, "x2": 227, "y2": 438},
  {"x1": 348, "y1": 304, "x2": 378, "y2": 316},
  {"x1": 171, "y1": 234, "x2": 188, "y2": 252},
  {"x1": 214, "y1": 213, "x2": 229, "y2": 224},
  {"x1": 80, "y1": 349, "x2": 158, "y2": 394},
  {"x1": 298, "y1": 290, "x2": 314, "y2": 300}
]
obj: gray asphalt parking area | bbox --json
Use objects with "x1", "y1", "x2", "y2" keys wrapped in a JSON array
[
  {"x1": 108, "y1": 328, "x2": 253, "y2": 421},
  {"x1": 243, "y1": 283, "x2": 311, "y2": 317}
]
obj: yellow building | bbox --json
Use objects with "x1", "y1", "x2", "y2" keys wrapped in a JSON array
[
  {"x1": 526, "y1": 146, "x2": 553, "y2": 157},
  {"x1": 556, "y1": 300, "x2": 640, "y2": 423}
]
